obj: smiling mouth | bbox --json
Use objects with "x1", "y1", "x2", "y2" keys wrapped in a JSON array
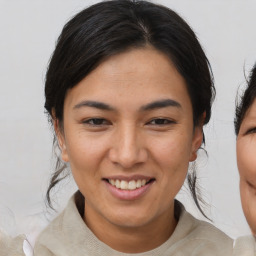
[{"x1": 104, "y1": 178, "x2": 155, "y2": 190}]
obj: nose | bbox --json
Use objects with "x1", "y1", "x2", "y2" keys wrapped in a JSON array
[{"x1": 108, "y1": 124, "x2": 148, "y2": 169}]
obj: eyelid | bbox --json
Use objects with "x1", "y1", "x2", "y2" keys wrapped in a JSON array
[
  {"x1": 247, "y1": 180, "x2": 256, "y2": 190},
  {"x1": 146, "y1": 118, "x2": 176, "y2": 125},
  {"x1": 245, "y1": 127, "x2": 256, "y2": 135},
  {"x1": 82, "y1": 118, "x2": 111, "y2": 126}
]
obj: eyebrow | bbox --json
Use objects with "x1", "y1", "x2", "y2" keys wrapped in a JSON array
[
  {"x1": 140, "y1": 99, "x2": 181, "y2": 111},
  {"x1": 73, "y1": 100, "x2": 115, "y2": 111},
  {"x1": 73, "y1": 99, "x2": 181, "y2": 111}
]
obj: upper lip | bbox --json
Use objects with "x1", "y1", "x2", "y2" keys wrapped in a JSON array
[{"x1": 103, "y1": 175, "x2": 155, "y2": 182}]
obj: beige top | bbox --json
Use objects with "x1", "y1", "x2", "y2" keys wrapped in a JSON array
[
  {"x1": 34, "y1": 194, "x2": 233, "y2": 256},
  {"x1": 233, "y1": 236, "x2": 256, "y2": 256},
  {"x1": 0, "y1": 231, "x2": 26, "y2": 256}
]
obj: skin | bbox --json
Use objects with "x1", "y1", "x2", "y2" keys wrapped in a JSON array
[
  {"x1": 237, "y1": 99, "x2": 256, "y2": 237},
  {"x1": 56, "y1": 47, "x2": 203, "y2": 253}
]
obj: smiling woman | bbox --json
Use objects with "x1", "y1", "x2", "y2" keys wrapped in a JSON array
[
  {"x1": 34, "y1": 0, "x2": 233, "y2": 255},
  {"x1": 58, "y1": 48, "x2": 198, "y2": 239}
]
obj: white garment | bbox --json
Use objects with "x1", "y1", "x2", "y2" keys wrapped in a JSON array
[
  {"x1": 0, "y1": 231, "x2": 28, "y2": 256},
  {"x1": 233, "y1": 236, "x2": 256, "y2": 256},
  {"x1": 34, "y1": 193, "x2": 233, "y2": 256},
  {"x1": 23, "y1": 239, "x2": 33, "y2": 256}
]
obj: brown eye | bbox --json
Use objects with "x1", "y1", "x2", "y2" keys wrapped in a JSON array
[
  {"x1": 148, "y1": 118, "x2": 175, "y2": 125},
  {"x1": 83, "y1": 118, "x2": 110, "y2": 126}
]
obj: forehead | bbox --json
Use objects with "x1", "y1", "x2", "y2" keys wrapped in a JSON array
[{"x1": 64, "y1": 47, "x2": 192, "y2": 110}]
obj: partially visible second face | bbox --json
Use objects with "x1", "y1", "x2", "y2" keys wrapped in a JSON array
[{"x1": 237, "y1": 99, "x2": 256, "y2": 236}]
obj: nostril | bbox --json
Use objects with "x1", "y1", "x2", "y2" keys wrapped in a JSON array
[{"x1": 108, "y1": 143, "x2": 148, "y2": 169}]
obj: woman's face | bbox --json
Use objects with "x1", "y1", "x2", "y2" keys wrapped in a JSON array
[
  {"x1": 237, "y1": 99, "x2": 256, "y2": 236},
  {"x1": 57, "y1": 48, "x2": 203, "y2": 232}
]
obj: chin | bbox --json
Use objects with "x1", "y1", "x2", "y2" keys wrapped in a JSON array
[{"x1": 108, "y1": 209, "x2": 153, "y2": 228}]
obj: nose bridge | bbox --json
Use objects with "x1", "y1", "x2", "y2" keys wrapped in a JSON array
[
  {"x1": 121, "y1": 122, "x2": 137, "y2": 155},
  {"x1": 110, "y1": 122, "x2": 146, "y2": 168}
]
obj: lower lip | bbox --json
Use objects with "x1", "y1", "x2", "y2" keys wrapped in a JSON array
[{"x1": 104, "y1": 181, "x2": 154, "y2": 201}]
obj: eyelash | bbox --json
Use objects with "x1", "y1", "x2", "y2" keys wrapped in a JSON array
[
  {"x1": 82, "y1": 118, "x2": 111, "y2": 126},
  {"x1": 245, "y1": 127, "x2": 256, "y2": 135},
  {"x1": 146, "y1": 118, "x2": 175, "y2": 126},
  {"x1": 247, "y1": 181, "x2": 256, "y2": 192},
  {"x1": 81, "y1": 117, "x2": 175, "y2": 128}
]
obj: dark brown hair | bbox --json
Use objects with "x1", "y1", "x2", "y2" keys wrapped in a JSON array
[{"x1": 45, "y1": 0, "x2": 215, "y2": 218}]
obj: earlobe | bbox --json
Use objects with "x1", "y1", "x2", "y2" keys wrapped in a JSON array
[
  {"x1": 189, "y1": 151, "x2": 198, "y2": 162},
  {"x1": 189, "y1": 126, "x2": 203, "y2": 162},
  {"x1": 189, "y1": 111, "x2": 205, "y2": 162},
  {"x1": 60, "y1": 141, "x2": 69, "y2": 163},
  {"x1": 53, "y1": 118, "x2": 69, "y2": 163}
]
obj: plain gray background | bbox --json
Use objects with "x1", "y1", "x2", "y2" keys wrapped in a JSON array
[{"x1": 0, "y1": 0, "x2": 255, "y2": 243}]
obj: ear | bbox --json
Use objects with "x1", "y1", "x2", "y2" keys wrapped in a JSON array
[
  {"x1": 189, "y1": 112, "x2": 205, "y2": 162},
  {"x1": 53, "y1": 117, "x2": 69, "y2": 163}
]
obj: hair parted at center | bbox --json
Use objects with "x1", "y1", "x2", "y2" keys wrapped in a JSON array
[{"x1": 44, "y1": 0, "x2": 215, "y2": 218}]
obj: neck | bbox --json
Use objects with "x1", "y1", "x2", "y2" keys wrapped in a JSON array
[{"x1": 83, "y1": 202, "x2": 177, "y2": 253}]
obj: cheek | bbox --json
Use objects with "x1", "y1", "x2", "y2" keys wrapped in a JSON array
[
  {"x1": 240, "y1": 181, "x2": 256, "y2": 235},
  {"x1": 237, "y1": 140, "x2": 256, "y2": 234},
  {"x1": 240, "y1": 181, "x2": 250, "y2": 215},
  {"x1": 237, "y1": 140, "x2": 256, "y2": 178},
  {"x1": 161, "y1": 131, "x2": 193, "y2": 160},
  {"x1": 151, "y1": 133, "x2": 192, "y2": 180},
  {"x1": 65, "y1": 133, "x2": 107, "y2": 177}
]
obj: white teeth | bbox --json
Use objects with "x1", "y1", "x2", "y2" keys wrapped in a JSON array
[
  {"x1": 128, "y1": 180, "x2": 136, "y2": 190},
  {"x1": 136, "y1": 180, "x2": 142, "y2": 188},
  {"x1": 115, "y1": 179, "x2": 120, "y2": 189},
  {"x1": 108, "y1": 179, "x2": 150, "y2": 190},
  {"x1": 120, "y1": 180, "x2": 128, "y2": 190}
]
